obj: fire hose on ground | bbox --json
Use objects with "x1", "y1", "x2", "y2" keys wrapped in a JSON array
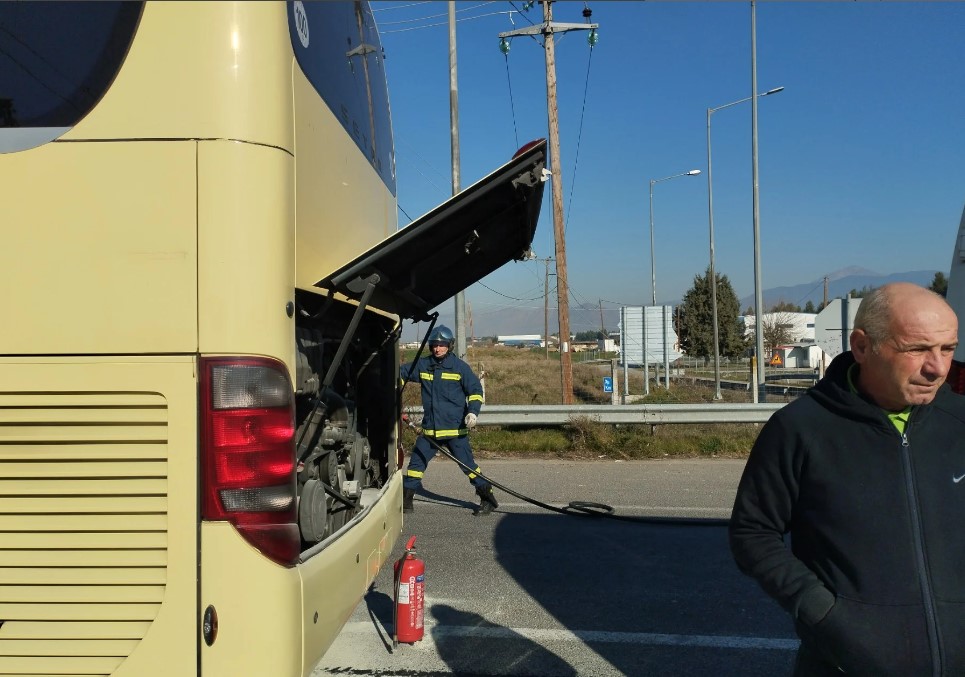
[{"x1": 400, "y1": 416, "x2": 729, "y2": 527}]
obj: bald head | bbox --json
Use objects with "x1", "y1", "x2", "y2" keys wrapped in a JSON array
[
  {"x1": 853, "y1": 283, "x2": 955, "y2": 350},
  {"x1": 850, "y1": 283, "x2": 959, "y2": 411}
]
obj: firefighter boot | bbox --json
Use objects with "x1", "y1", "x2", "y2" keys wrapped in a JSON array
[
  {"x1": 476, "y1": 486, "x2": 499, "y2": 515},
  {"x1": 403, "y1": 488, "x2": 415, "y2": 514}
]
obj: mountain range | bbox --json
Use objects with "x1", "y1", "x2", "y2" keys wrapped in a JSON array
[
  {"x1": 416, "y1": 268, "x2": 940, "y2": 339},
  {"x1": 736, "y1": 267, "x2": 938, "y2": 312}
]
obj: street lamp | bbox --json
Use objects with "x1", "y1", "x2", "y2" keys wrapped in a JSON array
[
  {"x1": 706, "y1": 86, "x2": 783, "y2": 400},
  {"x1": 649, "y1": 169, "x2": 701, "y2": 306},
  {"x1": 648, "y1": 168, "x2": 700, "y2": 391}
]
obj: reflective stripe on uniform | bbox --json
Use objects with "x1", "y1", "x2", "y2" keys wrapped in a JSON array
[
  {"x1": 424, "y1": 428, "x2": 463, "y2": 438},
  {"x1": 467, "y1": 466, "x2": 481, "y2": 480},
  {"x1": 406, "y1": 469, "x2": 424, "y2": 479},
  {"x1": 441, "y1": 372, "x2": 461, "y2": 381},
  {"x1": 468, "y1": 394, "x2": 483, "y2": 402},
  {"x1": 419, "y1": 372, "x2": 433, "y2": 381}
]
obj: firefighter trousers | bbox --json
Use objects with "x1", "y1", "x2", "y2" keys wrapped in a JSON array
[{"x1": 404, "y1": 434, "x2": 489, "y2": 490}]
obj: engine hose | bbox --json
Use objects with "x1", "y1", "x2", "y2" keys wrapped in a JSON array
[{"x1": 402, "y1": 418, "x2": 727, "y2": 527}]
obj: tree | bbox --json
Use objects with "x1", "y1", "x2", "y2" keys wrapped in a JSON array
[
  {"x1": 804, "y1": 300, "x2": 816, "y2": 313},
  {"x1": 848, "y1": 285, "x2": 875, "y2": 298},
  {"x1": 750, "y1": 312, "x2": 800, "y2": 356},
  {"x1": 770, "y1": 300, "x2": 801, "y2": 312},
  {"x1": 929, "y1": 271, "x2": 948, "y2": 297},
  {"x1": 677, "y1": 267, "x2": 747, "y2": 359}
]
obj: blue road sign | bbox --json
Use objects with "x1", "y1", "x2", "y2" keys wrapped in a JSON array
[{"x1": 603, "y1": 377, "x2": 613, "y2": 393}]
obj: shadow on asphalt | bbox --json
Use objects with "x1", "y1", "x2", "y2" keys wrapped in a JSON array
[
  {"x1": 415, "y1": 485, "x2": 479, "y2": 513},
  {"x1": 429, "y1": 604, "x2": 577, "y2": 677},
  {"x1": 359, "y1": 582, "x2": 578, "y2": 675},
  {"x1": 491, "y1": 512, "x2": 797, "y2": 676}
]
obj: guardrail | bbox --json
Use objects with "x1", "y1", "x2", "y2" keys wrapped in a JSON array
[{"x1": 404, "y1": 403, "x2": 785, "y2": 426}]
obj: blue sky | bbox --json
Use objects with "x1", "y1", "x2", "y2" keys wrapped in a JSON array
[{"x1": 374, "y1": 1, "x2": 965, "y2": 337}]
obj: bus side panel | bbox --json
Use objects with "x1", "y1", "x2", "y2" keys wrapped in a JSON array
[
  {"x1": 65, "y1": 2, "x2": 293, "y2": 153},
  {"x1": 0, "y1": 142, "x2": 198, "y2": 354},
  {"x1": 197, "y1": 141, "x2": 296, "y2": 371},
  {"x1": 292, "y1": 67, "x2": 396, "y2": 292},
  {"x1": 301, "y1": 472, "x2": 404, "y2": 671},
  {"x1": 200, "y1": 524, "x2": 303, "y2": 676},
  {"x1": 0, "y1": 357, "x2": 198, "y2": 677}
]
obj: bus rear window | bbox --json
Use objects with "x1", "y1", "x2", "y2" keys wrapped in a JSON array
[{"x1": 0, "y1": 1, "x2": 142, "y2": 153}]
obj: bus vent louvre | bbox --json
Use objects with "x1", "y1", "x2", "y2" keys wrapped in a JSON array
[{"x1": 0, "y1": 390, "x2": 168, "y2": 676}]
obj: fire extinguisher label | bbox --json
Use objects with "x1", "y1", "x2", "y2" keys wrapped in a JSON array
[
  {"x1": 415, "y1": 574, "x2": 425, "y2": 582},
  {"x1": 397, "y1": 582, "x2": 410, "y2": 604}
]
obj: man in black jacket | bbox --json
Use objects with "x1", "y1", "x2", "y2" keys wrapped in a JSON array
[{"x1": 730, "y1": 283, "x2": 965, "y2": 676}]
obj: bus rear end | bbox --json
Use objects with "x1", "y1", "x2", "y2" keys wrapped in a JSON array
[
  {"x1": 0, "y1": 3, "x2": 206, "y2": 674},
  {"x1": 1, "y1": 3, "x2": 547, "y2": 674},
  {"x1": 0, "y1": 2, "x2": 401, "y2": 675}
]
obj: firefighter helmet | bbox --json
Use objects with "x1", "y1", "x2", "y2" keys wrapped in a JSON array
[{"x1": 428, "y1": 325, "x2": 454, "y2": 349}]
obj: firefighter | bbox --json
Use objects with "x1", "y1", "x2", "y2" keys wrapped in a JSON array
[{"x1": 401, "y1": 325, "x2": 499, "y2": 515}]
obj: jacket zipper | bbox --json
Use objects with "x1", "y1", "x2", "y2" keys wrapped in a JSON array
[{"x1": 899, "y1": 429, "x2": 943, "y2": 676}]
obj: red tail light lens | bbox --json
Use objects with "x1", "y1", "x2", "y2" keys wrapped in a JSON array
[{"x1": 201, "y1": 357, "x2": 299, "y2": 566}]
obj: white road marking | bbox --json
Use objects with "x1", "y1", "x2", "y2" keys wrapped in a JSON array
[
  {"x1": 415, "y1": 500, "x2": 730, "y2": 516},
  {"x1": 337, "y1": 621, "x2": 798, "y2": 651}
]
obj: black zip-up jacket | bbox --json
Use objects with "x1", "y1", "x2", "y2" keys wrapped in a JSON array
[{"x1": 730, "y1": 352, "x2": 965, "y2": 676}]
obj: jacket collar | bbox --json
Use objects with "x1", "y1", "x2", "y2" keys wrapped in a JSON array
[{"x1": 813, "y1": 351, "x2": 940, "y2": 429}]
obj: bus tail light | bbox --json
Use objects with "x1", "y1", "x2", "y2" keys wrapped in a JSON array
[{"x1": 201, "y1": 357, "x2": 299, "y2": 566}]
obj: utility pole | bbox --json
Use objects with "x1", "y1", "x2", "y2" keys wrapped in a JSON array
[
  {"x1": 449, "y1": 2, "x2": 467, "y2": 358},
  {"x1": 499, "y1": 1, "x2": 597, "y2": 404},
  {"x1": 750, "y1": 0, "x2": 767, "y2": 401},
  {"x1": 599, "y1": 300, "x2": 606, "y2": 336},
  {"x1": 821, "y1": 275, "x2": 828, "y2": 377},
  {"x1": 468, "y1": 301, "x2": 474, "y2": 346}
]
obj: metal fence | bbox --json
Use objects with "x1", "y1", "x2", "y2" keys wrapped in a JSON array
[{"x1": 405, "y1": 403, "x2": 784, "y2": 426}]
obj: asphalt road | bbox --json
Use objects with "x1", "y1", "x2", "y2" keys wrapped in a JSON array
[{"x1": 312, "y1": 458, "x2": 797, "y2": 677}]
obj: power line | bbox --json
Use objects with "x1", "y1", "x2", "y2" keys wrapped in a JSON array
[
  {"x1": 382, "y1": 9, "x2": 513, "y2": 34},
  {"x1": 475, "y1": 280, "x2": 546, "y2": 302},
  {"x1": 794, "y1": 280, "x2": 825, "y2": 308},
  {"x1": 506, "y1": 1, "x2": 539, "y2": 28},
  {"x1": 372, "y1": 1, "x2": 433, "y2": 12},
  {"x1": 564, "y1": 41, "x2": 596, "y2": 235},
  {"x1": 377, "y1": 2, "x2": 495, "y2": 26},
  {"x1": 600, "y1": 296, "x2": 640, "y2": 308},
  {"x1": 502, "y1": 50, "x2": 519, "y2": 149}
]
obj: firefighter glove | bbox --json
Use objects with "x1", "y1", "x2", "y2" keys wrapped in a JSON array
[{"x1": 464, "y1": 413, "x2": 477, "y2": 429}]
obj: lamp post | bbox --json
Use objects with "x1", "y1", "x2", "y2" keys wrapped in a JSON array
[
  {"x1": 706, "y1": 86, "x2": 783, "y2": 400},
  {"x1": 649, "y1": 169, "x2": 701, "y2": 306},
  {"x1": 648, "y1": 168, "x2": 700, "y2": 390}
]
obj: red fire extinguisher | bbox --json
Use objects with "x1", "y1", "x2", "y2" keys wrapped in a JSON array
[{"x1": 393, "y1": 535, "x2": 425, "y2": 646}]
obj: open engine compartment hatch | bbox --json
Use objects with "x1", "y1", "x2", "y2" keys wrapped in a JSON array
[{"x1": 314, "y1": 139, "x2": 547, "y2": 321}]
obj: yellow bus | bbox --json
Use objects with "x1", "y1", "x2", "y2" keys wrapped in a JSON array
[{"x1": 0, "y1": 2, "x2": 546, "y2": 675}]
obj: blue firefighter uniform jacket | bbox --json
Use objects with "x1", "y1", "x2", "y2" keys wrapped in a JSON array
[{"x1": 401, "y1": 352, "x2": 483, "y2": 439}]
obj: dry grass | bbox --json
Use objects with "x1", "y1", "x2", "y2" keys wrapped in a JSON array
[{"x1": 399, "y1": 345, "x2": 765, "y2": 458}]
